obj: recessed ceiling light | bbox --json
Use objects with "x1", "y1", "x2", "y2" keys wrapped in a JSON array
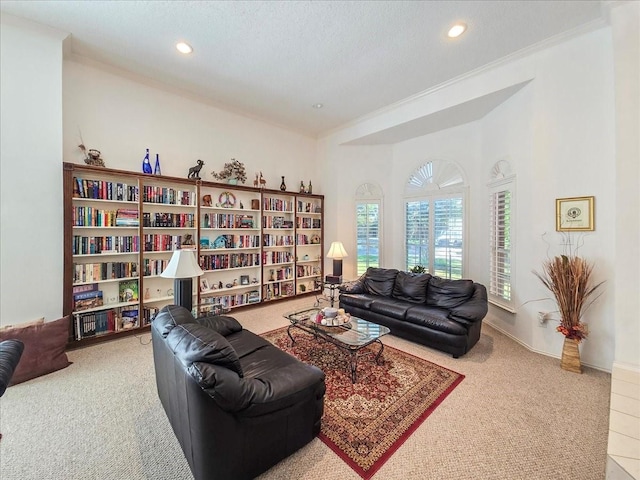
[
  {"x1": 447, "y1": 23, "x2": 467, "y2": 38},
  {"x1": 312, "y1": 103, "x2": 323, "y2": 109},
  {"x1": 176, "y1": 42, "x2": 193, "y2": 54}
]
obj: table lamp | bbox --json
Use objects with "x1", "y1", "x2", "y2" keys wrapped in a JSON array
[
  {"x1": 326, "y1": 241, "x2": 348, "y2": 284},
  {"x1": 160, "y1": 249, "x2": 203, "y2": 312}
]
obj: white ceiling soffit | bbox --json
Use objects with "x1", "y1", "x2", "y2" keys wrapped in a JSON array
[
  {"x1": 0, "y1": 1, "x2": 604, "y2": 137},
  {"x1": 342, "y1": 80, "x2": 532, "y2": 145}
]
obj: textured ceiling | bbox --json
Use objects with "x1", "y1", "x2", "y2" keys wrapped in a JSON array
[{"x1": 0, "y1": 1, "x2": 605, "y2": 137}]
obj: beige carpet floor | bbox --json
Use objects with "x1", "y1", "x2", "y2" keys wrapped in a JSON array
[{"x1": 0, "y1": 296, "x2": 611, "y2": 479}]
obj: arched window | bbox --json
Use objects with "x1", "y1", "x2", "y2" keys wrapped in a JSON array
[
  {"x1": 488, "y1": 160, "x2": 516, "y2": 311},
  {"x1": 355, "y1": 183, "x2": 383, "y2": 275},
  {"x1": 404, "y1": 160, "x2": 466, "y2": 279}
]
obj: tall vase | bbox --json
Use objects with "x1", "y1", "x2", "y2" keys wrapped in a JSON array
[{"x1": 561, "y1": 337, "x2": 582, "y2": 373}]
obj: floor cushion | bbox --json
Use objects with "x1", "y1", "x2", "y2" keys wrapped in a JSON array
[{"x1": 0, "y1": 316, "x2": 71, "y2": 385}]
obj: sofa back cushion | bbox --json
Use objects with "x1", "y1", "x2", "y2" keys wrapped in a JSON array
[
  {"x1": 427, "y1": 277, "x2": 475, "y2": 309},
  {"x1": 363, "y1": 268, "x2": 399, "y2": 296},
  {"x1": 167, "y1": 323, "x2": 243, "y2": 377},
  {"x1": 392, "y1": 271, "x2": 431, "y2": 304},
  {"x1": 154, "y1": 305, "x2": 197, "y2": 338}
]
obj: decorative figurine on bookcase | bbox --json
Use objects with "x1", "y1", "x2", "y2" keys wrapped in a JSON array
[
  {"x1": 280, "y1": 176, "x2": 287, "y2": 191},
  {"x1": 142, "y1": 148, "x2": 152, "y2": 174},
  {"x1": 202, "y1": 194, "x2": 212, "y2": 207},
  {"x1": 154, "y1": 154, "x2": 161, "y2": 175},
  {"x1": 78, "y1": 131, "x2": 105, "y2": 167},
  {"x1": 188, "y1": 159, "x2": 204, "y2": 179},
  {"x1": 182, "y1": 234, "x2": 195, "y2": 246},
  {"x1": 259, "y1": 172, "x2": 267, "y2": 189},
  {"x1": 211, "y1": 158, "x2": 247, "y2": 184}
]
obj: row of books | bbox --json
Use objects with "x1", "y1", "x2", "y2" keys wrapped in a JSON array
[
  {"x1": 200, "y1": 291, "x2": 260, "y2": 310},
  {"x1": 73, "y1": 305, "x2": 141, "y2": 340},
  {"x1": 142, "y1": 186, "x2": 195, "y2": 206},
  {"x1": 263, "y1": 197, "x2": 293, "y2": 212},
  {"x1": 262, "y1": 250, "x2": 293, "y2": 265},
  {"x1": 262, "y1": 216, "x2": 294, "y2": 229},
  {"x1": 296, "y1": 265, "x2": 320, "y2": 277},
  {"x1": 202, "y1": 213, "x2": 255, "y2": 229},
  {"x1": 73, "y1": 262, "x2": 138, "y2": 284},
  {"x1": 263, "y1": 234, "x2": 294, "y2": 246},
  {"x1": 199, "y1": 253, "x2": 261, "y2": 271},
  {"x1": 143, "y1": 258, "x2": 169, "y2": 276},
  {"x1": 143, "y1": 234, "x2": 186, "y2": 252},
  {"x1": 297, "y1": 201, "x2": 322, "y2": 214},
  {"x1": 263, "y1": 281, "x2": 294, "y2": 300},
  {"x1": 74, "y1": 177, "x2": 139, "y2": 202},
  {"x1": 266, "y1": 267, "x2": 294, "y2": 282},
  {"x1": 73, "y1": 235, "x2": 139, "y2": 255},
  {"x1": 201, "y1": 234, "x2": 260, "y2": 249},
  {"x1": 142, "y1": 212, "x2": 195, "y2": 228},
  {"x1": 296, "y1": 217, "x2": 322, "y2": 229}
]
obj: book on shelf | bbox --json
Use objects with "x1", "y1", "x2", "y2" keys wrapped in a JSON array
[
  {"x1": 72, "y1": 283, "x2": 98, "y2": 295},
  {"x1": 120, "y1": 308, "x2": 139, "y2": 329},
  {"x1": 74, "y1": 290, "x2": 104, "y2": 311},
  {"x1": 118, "y1": 279, "x2": 139, "y2": 302}
]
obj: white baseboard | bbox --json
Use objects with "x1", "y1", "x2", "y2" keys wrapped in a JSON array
[{"x1": 483, "y1": 319, "x2": 611, "y2": 373}]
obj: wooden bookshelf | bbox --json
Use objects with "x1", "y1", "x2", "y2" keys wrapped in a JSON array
[{"x1": 62, "y1": 162, "x2": 324, "y2": 346}]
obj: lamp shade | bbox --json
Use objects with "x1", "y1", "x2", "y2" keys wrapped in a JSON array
[
  {"x1": 327, "y1": 241, "x2": 348, "y2": 259},
  {"x1": 160, "y1": 249, "x2": 204, "y2": 279}
]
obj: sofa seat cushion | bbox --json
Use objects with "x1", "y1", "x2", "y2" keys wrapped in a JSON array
[
  {"x1": 239, "y1": 341, "x2": 302, "y2": 379},
  {"x1": 392, "y1": 271, "x2": 431, "y2": 304},
  {"x1": 369, "y1": 297, "x2": 410, "y2": 320},
  {"x1": 405, "y1": 305, "x2": 468, "y2": 335},
  {"x1": 167, "y1": 323, "x2": 243, "y2": 377},
  {"x1": 362, "y1": 267, "x2": 399, "y2": 296},
  {"x1": 339, "y1": 293, "x2": 374, "y2": 309},
  {"x1": 226, "y1": 330, "x2": 273, "y2": 358},
  {"x1": 427, "y1": 277, "x2": 474, "y2": 309}
]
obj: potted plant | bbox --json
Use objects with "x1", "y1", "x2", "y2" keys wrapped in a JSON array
[
  {"x1": 409, "y1": 265, "x2": 426, "y2": 274},
  {"x1": 211, "y1": 158, "x2": 247, "y2": 184},
  {"x1": 533, "y1": 253, "x2": 604, "y2": 373}
]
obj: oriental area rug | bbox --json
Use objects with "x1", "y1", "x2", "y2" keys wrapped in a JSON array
[{"x1": 261, "y1": 327, "x2": 464, "y2": 479}]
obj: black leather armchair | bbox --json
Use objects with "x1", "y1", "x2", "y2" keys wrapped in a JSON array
[
  {"x1": 0, "y1": 339, "x2": 24, "y2": 397},
  {"x1": 151, "y1": 305, "x2": 325, "y2": 480}
]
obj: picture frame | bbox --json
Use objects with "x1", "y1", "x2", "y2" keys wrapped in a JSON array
[
  {"x1": 556, "y1": 196, "x2": 595, "y2": 231},
  {"x1": 240, "y1": 275, "x2": 250, "y2": 286},
  {"x1": 200, "y1": 278, "x2": 210, "y2": 292}
]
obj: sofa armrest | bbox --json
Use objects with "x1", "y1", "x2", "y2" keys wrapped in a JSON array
[
  {"x1": 192, "y1": 361, "x2": 325, "y2": 416},
  {"x1": 196, "y1": 315, "x2": 243, "y2": 336},
  {"x1": 338, "y1": 277, "x2": 365, "y2": 294},
  {"x1": 0, "y1": 339, "x2": 24, "y2": 397},
  {"x1": 449, "y1": 283, "x2": 488, "y2": 323}
]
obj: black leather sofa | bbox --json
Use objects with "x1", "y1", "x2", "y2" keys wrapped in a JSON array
[
  {"x1": 339, "y1": 268, "x2": 488, "y2": 357},
  {"x1": 151, "y1": 305, "x2": 326, "y2": 480}
]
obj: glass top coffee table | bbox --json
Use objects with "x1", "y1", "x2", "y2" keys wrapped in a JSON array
[{"x1": 283, "y1": 306, "x2": 390, "y2": 383}]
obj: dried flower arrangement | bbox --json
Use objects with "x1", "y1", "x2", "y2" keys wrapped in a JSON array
[
  {"x1": 211, "y1": 158, "x2": 247, "y2": 184},
  {"x1": 533, "y1": 239, "x2": 604, "y2": 343}
]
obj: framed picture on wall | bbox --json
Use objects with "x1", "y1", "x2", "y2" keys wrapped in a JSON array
[{"x1": 556, "y1": 196, "x2": 595, "y2": 231}]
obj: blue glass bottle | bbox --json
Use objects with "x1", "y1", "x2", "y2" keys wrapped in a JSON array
[
  {"x1": 154, "y1": 154, "x2": 161, "y2": 175},
  {"x1": 142, "y1": 148, "x2": 152, "y2": 174}
]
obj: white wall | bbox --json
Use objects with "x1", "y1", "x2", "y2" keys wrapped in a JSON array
[
  {"x1": 63, "y1": 59, "x2": 318, "y2": 188},
  {"x1": 0, "y1": 15, "x2": 67, "y2": 324},
  {"x1": 320, "y1": 26, "x2": 617, "y2": 371},
  {"x1": 0, "y1": 17, "x2": 318, "y2": 327}
]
